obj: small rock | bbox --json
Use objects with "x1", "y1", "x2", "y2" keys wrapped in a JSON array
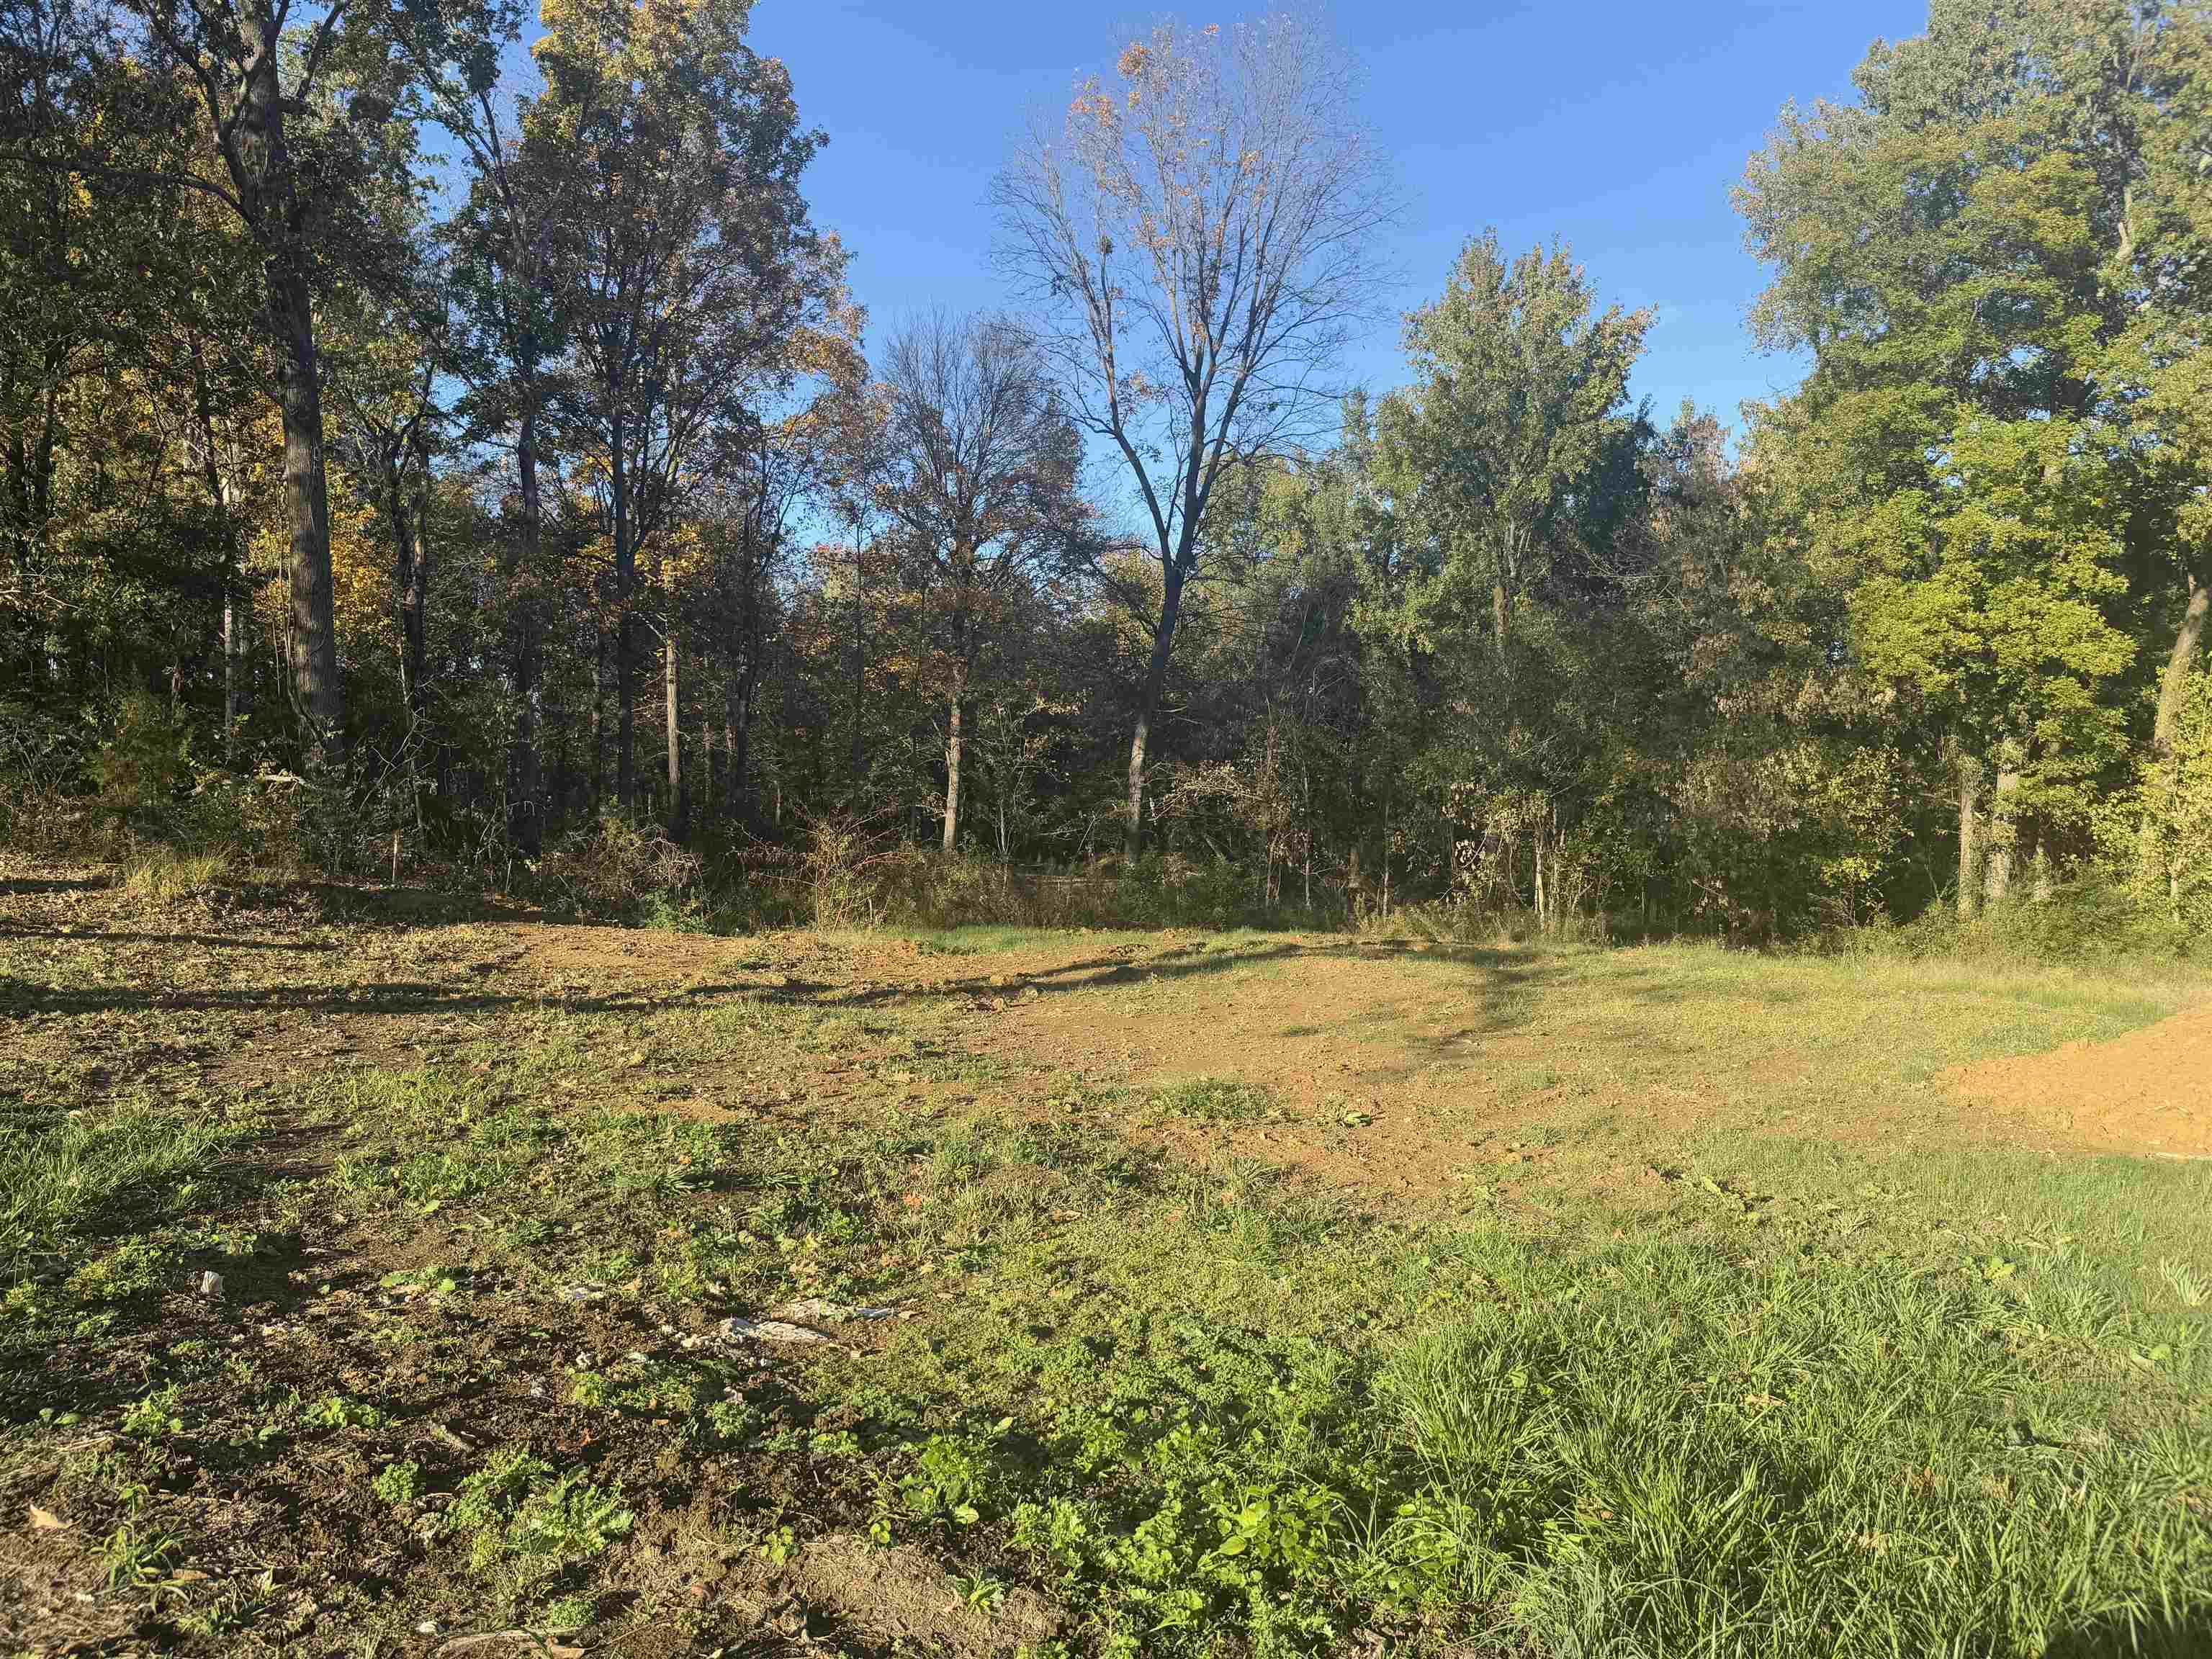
[
  {"x1": 770, "y1": 1297, "x2": 898, "y2": 1324},
  {"x1": 720, "y1": 1316, "x2": 832, "y2": 1346},
  {"x1": 557, "y1": 1285, "x2": 606, "y2": 1304}
]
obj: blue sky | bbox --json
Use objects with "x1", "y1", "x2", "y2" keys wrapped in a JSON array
[{"x1": 744, "y1": 0, "x2": 1930, "y2": 431}]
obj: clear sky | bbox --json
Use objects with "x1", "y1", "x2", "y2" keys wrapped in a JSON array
[{"x1": 745, "y1": 0, "x2": 1932, "y2": 431}]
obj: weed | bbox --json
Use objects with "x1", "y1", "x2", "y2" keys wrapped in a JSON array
[
  {"x1": 100, "y1": 1518, "x2": 181, "y2": 1588},
  {"x1": 1154, "y1": 1076, "x2": 1274, "y2": 1121},
  {"x1": 121, "y1": 1385, "x2": 184, "y2": 1440},
  {"x1": 2163, "y1": 1257, "x2": 2210, "y2": 1308},
  {"x1": 372, "y1": 1461, "x2": 423, "y2": 1506},
  {"x1": 541, "y1": 1591, "x2": 595, "y2": 1632},
  {"x1": 302, "y1": 1395, "x2": 383, "y2": 1431},
  {"x1": 64, "y1": 1238, "x2": 172, "y2": 1303},
  {"x1": 449, "y1": 1450, "x2": 632, "y2": 1586}
]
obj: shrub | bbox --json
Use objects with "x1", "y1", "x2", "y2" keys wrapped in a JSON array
[
  {"x1": 2128, "y1": 668, "x2": 2212, "y2": 934},
  {"x1": 786, "y1": 828, "x2": 1276, "y2": 932},
  {"x1": 539, "y1": 816, "x2": 703, "y2": 922},
  {"x1": 93, "y1": 691, "x2": 192, "y2": 829},
  {"x1": 0, "y1": 697, "x2": 96, "y2": 857},
  {"x1": 1862, "y1": 873, "x2": 2191, "y2": 965}
]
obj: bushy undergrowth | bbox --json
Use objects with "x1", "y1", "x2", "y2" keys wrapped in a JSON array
[
  {"x1": 537, "y1": 815, "x2": 706, "y2": 923},
  {"x1": 804, "y1": 845, "x2": 1275, "y2": 932},
  {"x1": 0, "y1": 693, "x2": 327, "y2": 890},
  {"x1": 531, "y1": 818, "x2": 1346, "y2": 934},
  {"x1": 1846, "y1": 875, "x2": 2201, "y2": 966},
  {"x1": 12, "y1": 690, "x2": 2211, "y2": 963}
]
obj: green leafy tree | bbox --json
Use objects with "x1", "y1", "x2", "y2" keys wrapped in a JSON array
[
  {"x1": 1371, "y1": 233, "x2": 1651, "y2": 667},
  {"x1": 1739, "y1": 0, "x2": 2212, "y2": 914}
]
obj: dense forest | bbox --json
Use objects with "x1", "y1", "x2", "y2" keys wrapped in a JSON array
[{"x1": 6, "y1": 0, "x2": 2212, "y2": 943}]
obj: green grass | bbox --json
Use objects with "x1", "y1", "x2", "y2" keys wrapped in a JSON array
[
  {"x1": 1154, "y1": 1075, "x2": 1277, "y2": 1120},
  {"x1": 9, "y1": 907, "x2": 2212, "y2": 1655},
  {"x1": 0, "y1": 1093, "x2": 248, "y2": 1286},
  {"x1": 783, "y1": 1112, "x2": 2212, "y2": 1657}
]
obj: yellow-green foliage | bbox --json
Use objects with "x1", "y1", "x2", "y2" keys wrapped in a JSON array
[
  {"x1": 94, "y1": 691, "x2": 192, "y2": 827},
  {"x1": 2132, "y1": 671, "x2": 2212, "y2": 928},
  {"x1": 539, "y1": 816, "x2": 703, "y2": 920}
]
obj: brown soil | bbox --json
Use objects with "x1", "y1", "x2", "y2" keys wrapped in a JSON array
[
  {"x1": 12, "y1": 876, "x2": 2204, "y2": 1200},
  {"x1": 789, "y1": 1534, "x2": 1061, "y2": 1656},
  {"x1": 976, "y1": 939, "x2": 1561, "y2": 1204},
  {"x1": 1943, "y1": 999, "x2": 2212, "y2": 1159}
]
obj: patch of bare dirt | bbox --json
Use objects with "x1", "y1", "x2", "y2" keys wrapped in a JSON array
[
  {"x1": 1944, "y1": 1000, "x2": 2212, "y2": 1159},
  {"x1": 789, "y1": 1533, "x2": 1061, "y2": 1657},
  {"x1": 0, "y1": 1519, "x2": 123, "y2": 1657},
  {"x1": 971, "y1": 939, "x2": 1615, "y2": 1205}
]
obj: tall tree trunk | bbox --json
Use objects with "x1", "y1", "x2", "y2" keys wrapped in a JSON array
[
  {"x1": 2154, "y1": 572, "x2": 2209, "y2": 756},
  {"x1": 591, "y1": 617, "x2": 607, "y2": 815},
  {"x1": 381, "y1": 463, "x2": 428, "y2": 720},
  {"x1": 1491, "y1": 579, "x2": 1509, "y2": 667},
  {"x1": 228, "y1": 34, "x2": 343, "y2": 761},
  {"x1": 724, "y1": 655, "x2": 757, "y2": 827},
  {"x1": 942, "y1": 661, "x2": 967, "y2": 855},
  {"x1": 1303, "y1": 765, "x2": 1313, "y2": 910},
  {"x1": 665, "y1": 613, "x2": 685, "y2": 840},
  {"x1": 702, "y1": 709, "x2": 718, "y2": 830},
  {"x1": 406, "y1": 487, "x2": 429, "y2": 723},
  {"x1": 191, "y1": 346, "x2": 246, "y2": 756},
  {"x1": 1124, "y1": 567, "x2": 1184, "y2": 858},
  {"x1": 849, "y1": 530, "x2": 865, "y2": 790},
  {"x1": 510, "y1": 403, "x2": 544, "y2": 853},
  {"x1": 269, "y1": 264, "x2": 343, "y2": 759},
  {"x1": 1533, "y1": 823, "x2": 1547, "y2": 933},
  {"x1": 1958, "y1": 754, "x2": 1984, "y2": 922},
  {"x1": 1984, "y1": 761, "x2": 2021, "y2": 907},
  {"x1": 612, "y1": 415, "x2": 635, "y2": 810},
  {"x1": 1381, "y1": 783, "x2": 1392, "y2": 920},
  {"x1": 222, "y1": 592, "x2": 240, "y2": 755}
]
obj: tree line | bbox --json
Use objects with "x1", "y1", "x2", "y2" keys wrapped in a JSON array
[{"x1": 6, "y1": 0, "x2": 2212, "y2": 940}]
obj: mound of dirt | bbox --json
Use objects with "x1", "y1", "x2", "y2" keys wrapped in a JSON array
[{"x1": 1944, "y1": 1001, "x2": 2212, "y2": 1159}]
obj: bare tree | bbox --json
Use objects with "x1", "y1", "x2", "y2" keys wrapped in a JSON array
[
  {"x1": 994, "y1": 8, "x2": 1398, "y2": 855},
  {"x1": 876, "y1": 311, "x2": 1079, "y2": 853}
]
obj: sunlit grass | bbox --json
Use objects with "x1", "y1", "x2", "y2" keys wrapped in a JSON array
[{"x1": 12, "y1": 909, "x2": 2212, "y2": 1654}]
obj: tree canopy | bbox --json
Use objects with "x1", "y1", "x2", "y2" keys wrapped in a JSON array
[{"x1": 9, "y1": 0, "x2": 2212, "y2": 942}]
